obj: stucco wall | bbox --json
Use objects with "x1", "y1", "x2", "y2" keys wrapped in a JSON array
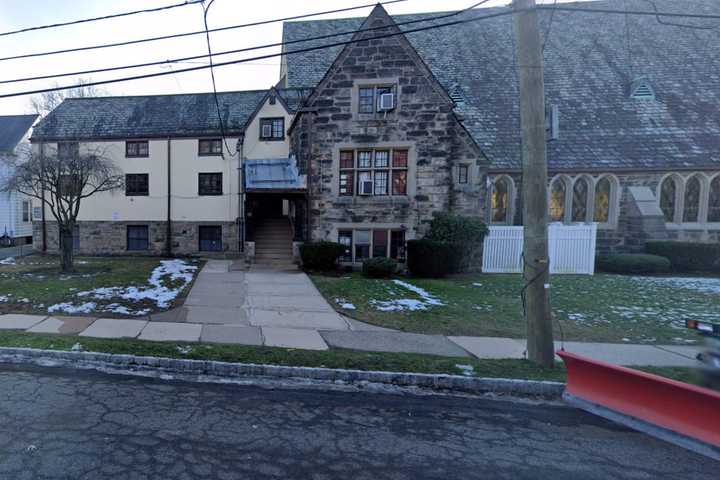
[{"x1": 242, "y1": 97, "x2": 293, "y2": 160}]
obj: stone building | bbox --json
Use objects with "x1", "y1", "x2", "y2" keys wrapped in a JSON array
[{"x1": 30, "y1": 0, "x2": 720, "y2": 261}]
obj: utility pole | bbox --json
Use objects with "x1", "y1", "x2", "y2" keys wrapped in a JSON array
[{"x1": 513, "y1": 0, "x2": 554, "y2": 367}]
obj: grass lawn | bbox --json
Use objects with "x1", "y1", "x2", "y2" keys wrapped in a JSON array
[
  {"x1": 311, "y1": 273, "x2": 720, "y2": 345},
  {"x1": 0, "y1": 255, "x2": 201, "y2": 317},
  {"x1": 0, "y1": 330, "x2": 704, "y2": 386}
]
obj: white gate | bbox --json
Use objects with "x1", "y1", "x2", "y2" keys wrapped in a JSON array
[{"x1": 482, "y1": 223, "x2": 597, "y2": 275}]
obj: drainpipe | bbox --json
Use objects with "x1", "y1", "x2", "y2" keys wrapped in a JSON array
[
  {"x1": 166, "y1": 137, "x2": 172, "y2": 257},
  {"x1": 40, "y1": 141, "x2": 47, "y2": 252},
  {"x1": 238, "y1": 133, "x2": 245, "y2": 252}
]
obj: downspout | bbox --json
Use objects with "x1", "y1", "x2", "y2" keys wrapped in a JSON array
[
  {"x1": 40, "y1": 141, "x2": 47, "y2": 252},
  {"x1": 305, "y1": 113, "x2": 314, "y2": 242},
  {"x1": 238, "y1": 133, "x2": 245, "y2": 253},
  {"x1": 166, "y1": 137, "x2": 172, "y2": 257}
]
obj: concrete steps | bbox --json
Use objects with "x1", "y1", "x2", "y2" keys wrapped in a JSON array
[{"x1": 253, "y1": 218, "x2": 294, "y2": 267}]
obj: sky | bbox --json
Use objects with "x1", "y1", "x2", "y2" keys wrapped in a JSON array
[{"x1": 0, "y1": 0, "x2": 523, "y2": 116}]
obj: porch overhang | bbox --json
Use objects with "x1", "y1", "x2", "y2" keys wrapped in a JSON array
[{"x1": 244, "y1": 156, "x2": 306, "y2": 191}]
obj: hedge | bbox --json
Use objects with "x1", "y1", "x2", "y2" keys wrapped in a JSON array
[
  {"x1": 596, "y1": 254, "x2": 671, "y2": 274},
  {"x1": 407, "y1": 239, "x2": 453, "y2": 278},
  {"x1": 362, "y1": 257, "x2": 397, "y2": 278},
  {"x1": 299, "y1": 241, "x2": 346, "y2": 271},
  {"x1": 645, "y1": 241, "x2": 720, "y2": 272}
]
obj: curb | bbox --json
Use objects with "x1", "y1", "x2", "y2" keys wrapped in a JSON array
[{"x1": 0, "y1": 347, "x2": 565, "y2": 399}]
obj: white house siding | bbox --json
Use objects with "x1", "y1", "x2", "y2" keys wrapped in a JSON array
[{"x1": 0, "y1": 153, "x2": 32, "y2": 242}]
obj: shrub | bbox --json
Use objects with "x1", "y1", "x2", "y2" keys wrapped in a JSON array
[
  {"x1": 299, "y1": 241, "x2": 346, "y2": 271},
  {"x1": 407, "y1": 239, "x2": 453, "y2": 278},
  {"x1": 362, "y1": 257, "x2": 397, "y2": 278},
  {"x1": 646, "y1": 241, "x2": 720, "y2": 272},
  {"x1": 425, "y1": 212, "x2": 488, "y2": 272},
  {"x1": 596, "y1": 254, "x2": 671, "y2": 274}
]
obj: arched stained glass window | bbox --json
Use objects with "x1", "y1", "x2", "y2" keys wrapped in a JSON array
[
  {"x1": 660, "y1": 176, "x2": 677, "y2": 222},
  {"x1": 683, "y1": 176, "x2": 701, "y2": 223},
  {"x1": 492, "y1": 177, "x2": 510, "y2": 223},
  {"x1": 594, "y1": 177, "x2": 611, "y2": 222},
  {"x1": 572, "y1": 177, "x2": 589, "y2": 222},
  {"x1": 709, "y1": 176, "x2": 720, "y2": 223},
  {"x1": 549, "y1": 178, "x2": 566, "y2": 222}
]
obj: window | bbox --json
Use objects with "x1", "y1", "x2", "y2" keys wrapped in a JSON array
[
  {"x1": 458, "y1": 165, "x2": 469, "y2": 184},
  {"x1": 126, "y1": 140, "x2": 149, "y2": 158},
  {"x1": 660, "y1": 176, "x2": 678, "y2": 222},
  {"x1": 199, "y1": 226, "x2": 222, "y2": 252},
  {"x1": 337, "y1": 229, "x2": 406, "y2": 263},
  {"x1": 709, "y1": 176, "x2": 720, "y2": 222},
  {"x1": 338, "y1": 148, "x2": 408, "y2": 197},
  {"x1": 338, "y1": 230, "x2": 353, "y2": 262},
  {"x1": 57, "y1": 142, "x2": 78, "y2": 159},
  {"x1": 58, "y1": 174, "x2": 81, "y2": 197},
  {"x1": 594, "y1": 177, "x2": 611, "y2": 223},
  {"x1": 683, "y1": 176, "x2": 701, "y2": 223},
  {"x1": 358, "y1": 85, "x2": 396, "y2": 113},
  {"x1": 21, "y1": 201, "x2": 30, "y2": 222},
  {"x1": 198, "y1": 173, "x2": 222, "y2": 196},
  {"x1": 571, "y1": 177, "x2": 589, "y2": 222},
  {"x1": 354, "y1": 230, "x2": 371, "y2": 261},
  {"x1": 549, "y1": 178, "x2": 567, "y2": 222},
  {"x1": 198, "y1": 138, "x2": 222, "y2": 156},
  {"x1": 125, "y1": 174, "x2": 149, "y2": 196},
  {"x1": 127, "y1": 225, "x2": 149, "y2": 251},
  {"x1": 259, "y1": 118, "x2": 284, "y2": 140},
  {"x1": 492, "y1": 177, "x2": 510, "y2": 223}
]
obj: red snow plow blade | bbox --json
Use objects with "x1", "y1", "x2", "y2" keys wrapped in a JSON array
[{"x1": 558, "y1": 350, "x2": 720, "y2": 459}]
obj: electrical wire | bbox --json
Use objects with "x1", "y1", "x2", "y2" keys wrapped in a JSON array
[
  {"x1": 0, "y1": 0, "x2": 489, "y2": 84},
  {"x1": 0, "y1": 0, "x2": 409, "y2": 62},
  {"x1": 0, "y1": 4, "x2": 510, "y2": 99},
  {"x1": 0, "y1": 0, "x2": 203, "y2": 38},
  {"x1": 200, "y1": 0, "x2": 235, "y2": 159},
  {"x1": 541, "y1": 0, "x2": 558, "y2": 54}
]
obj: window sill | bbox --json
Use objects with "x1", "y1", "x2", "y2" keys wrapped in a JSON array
[
  {"x1": 198, "y1": 153, "x2": 223, "y2": 157},
  {"x1": 125, "y1": 155, "x2": 149, "y2": 159},
  {"x1": 198, "y1": 193, "x2": 224, "y2": 197},
  {"x1": 258, "y1": 137, "x2": 285, "y2": 142},
  {"x1": 334, "y1": 196, "x2": 410, "y2": 204},
  {"x1": 125, "y1": 193, "x2": 149, "y2": 197}
]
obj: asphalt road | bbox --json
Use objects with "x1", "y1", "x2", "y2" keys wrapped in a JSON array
[{"x1": 0, "y1": 365, "x2": 715, "y2": 479}]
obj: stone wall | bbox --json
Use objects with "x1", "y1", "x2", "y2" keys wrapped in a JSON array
[
  {"x1": 33, "y1": 221, "x2": 239, "y2": 256},
  {"x1": 490, "y1": 170, "x2": 720, "y2": 254},
  {"x1": 290, "y1": 7, "x2": 486, "y2": 242}
]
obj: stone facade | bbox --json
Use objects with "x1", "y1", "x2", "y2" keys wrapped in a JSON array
[
  {"x1": 290, "y1": 7, "x2": 486, "y2": 243},
  {"x1": 33, "y1": 221, "x2": 239, "y2": 256},
  {"x1": 491, "y1": 170, "x2": 720, "y2": 254}
]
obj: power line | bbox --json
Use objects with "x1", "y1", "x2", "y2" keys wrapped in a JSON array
[
  {"x1": 0, "y1": 1, "x2": 490, "y2": 85},
  {"x1": 0, "y1": 0, "x2": 409, "y2": 62},
  {"x1": 536, "y1": 4, "x2": 720, "y2": 20},
  {"x1": 0, "y1": 4, "x2": 511, "y2": 100},
  {"x1": 201, "y1": 0, "x2": 235, "y2": 158},
  {"x1": 0, "y1": 0, "x2": 203, "y2": 38},
  {"x1": 541, "y1": 0, "x2": 558, "y2": 53}
]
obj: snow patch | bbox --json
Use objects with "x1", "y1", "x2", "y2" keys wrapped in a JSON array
[
  {"x1": 0, "y1": 257, "x2": 15, "y2": 265},
  {"x1": 630, "y1": 276, "x2": 720, "y2": 295},
  {"x1": 48, "y1": 302, "x2": 97, "y2": 314},
  {"x1": 370, "y1": 280, "x2": 445, "y2": 312},
  {"x1": 334, "y1": 298, "x2": 356, "y2": 310}
]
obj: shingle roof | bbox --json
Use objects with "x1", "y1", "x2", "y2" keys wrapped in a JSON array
[
  {"x1": 0, "y1": 114, "x2": 37, "y2": 153},
  {"x1": 282, "y1": 0, "x2": 720, "y2": 171},
  {"x1": 32, "y1": 88, "x2": 310, "y2": 141}
]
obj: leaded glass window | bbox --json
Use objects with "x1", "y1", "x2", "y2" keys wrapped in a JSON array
[
  {"x1": 492, "y1": 178, "x2": 509, "y2": 223},
  {"x1": 572, "y1": 177, "x2": 589, "y2": 222},
  {"x1": 660, "y1": 176, "x2": 677, "y2": 222},
  {"x1": 709, "y1": 176, "x2": 720, "y2": 222},
  {"x1": 683, "y1": 176, "x2": 701, "y2": 223},
  {"x1": 594, "y1": 177, "x2": 611, "y2": 222},
  {"x1": 549, "y1": 179, "x2": 566, "y2": 222}
]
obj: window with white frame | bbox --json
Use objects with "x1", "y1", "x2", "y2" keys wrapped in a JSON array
[
  {"x1": 548, "y1": 175, "x2": 619, "y2": 225},
  {"x1": 21, "y1": 201, "x2": 30, "y2": 222},
  {"x1": 339, "y1": 149, "x2": 408, "y2": 197},
  {"x1": 358, "y1": 85, "x2": 396, "y2": 114},
  {"x1": 657, "y1": 172, "x2": 720, "y2": 224},
  {"x1": 337, "y1": 229, "x2": 406, "y2": 263}
]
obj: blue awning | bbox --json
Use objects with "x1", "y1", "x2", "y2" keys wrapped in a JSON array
[{"x1": 244, "y1": 156, "x2": 306, "y2": 191}]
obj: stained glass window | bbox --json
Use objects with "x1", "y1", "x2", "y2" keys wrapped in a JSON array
[
  {"x1": 594, "y1": 177, "x2": 611, "y2": 223},
  {"x1": 572, "y1": 177, "x2": 589, "y2": 222},
  {"x1": 492, "y1": 178, "x2": 509, "y2": 223},
  {"x1": 660, "y1": 176, "x2": 677, "y2": 222},
  {"x1": 683, "y1": 176, "x2": 701, "y2": 223},
  {"x1": 709, "y1": 176, "x2": 720, "y2": 222},
  {"x1": 549, "y1": 179, "x2": 566, "y2": 222}
]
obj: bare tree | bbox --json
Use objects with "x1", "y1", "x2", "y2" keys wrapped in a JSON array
[
  {"x1": 2, "y1": 145, "x2": 123, "y2": 272},
  {"x1": 29, "y1": 78, "x2": 108, "y2": 117}
]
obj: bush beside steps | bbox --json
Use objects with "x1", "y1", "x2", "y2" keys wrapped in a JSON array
[
  {"x1": 362, "y1": 257, "x2": 398, "y2": 278},
  {"x1": 299, "y1": 241, "x2": 346, "y2": 271},
  {"x1": 596, "y1": 253, "x2": 671, "y2": 274}
]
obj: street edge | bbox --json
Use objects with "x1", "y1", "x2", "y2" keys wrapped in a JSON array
[{"x1": 0, "y1": 346, "x2": 565, "y2": 399}]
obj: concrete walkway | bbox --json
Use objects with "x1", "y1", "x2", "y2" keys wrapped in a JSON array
[{"x1": 0, "y1": 260, "x2": 705, "y2": 366}]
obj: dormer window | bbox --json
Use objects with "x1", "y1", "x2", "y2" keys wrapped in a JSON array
[
  {"x1": 259, "y1": 117, "x2": 284, "y2": 141},
  {"x1": 358, "y1": 85, "x2": 396, "y2": 113},
  {"x1": 630, "y1": 77, "x2": 655, "y2": 100}
]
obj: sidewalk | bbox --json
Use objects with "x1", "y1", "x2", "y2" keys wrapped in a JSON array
[{"x1": 0, "y1": 260, "x2": 702, "y2": 367}]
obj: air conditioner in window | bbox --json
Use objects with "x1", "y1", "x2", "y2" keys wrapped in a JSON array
[
  {"x1": 261, "y1": 124, "x2": 272, "y2": 138},
  {"x1": 378, "y1": 92, "x2": 395, "y2": 111},
  {"x1": 359, "y1": 180, "x2": 374, "y2": 195}
]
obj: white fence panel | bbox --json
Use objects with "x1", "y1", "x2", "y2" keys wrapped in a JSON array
[{"x1": 482, "y1": 223, "x2": 597, "y2": 275}]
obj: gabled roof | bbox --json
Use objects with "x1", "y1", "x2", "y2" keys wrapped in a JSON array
[
  {"x1": 0, "y1": 114, "x2": 37, "y2": 153},
  {"x1": 282, "y1": 0, "x2": 720, "y2": 171},
  {"x1": 31, "y1": 88, "x2": 309, "y2": 141}
]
